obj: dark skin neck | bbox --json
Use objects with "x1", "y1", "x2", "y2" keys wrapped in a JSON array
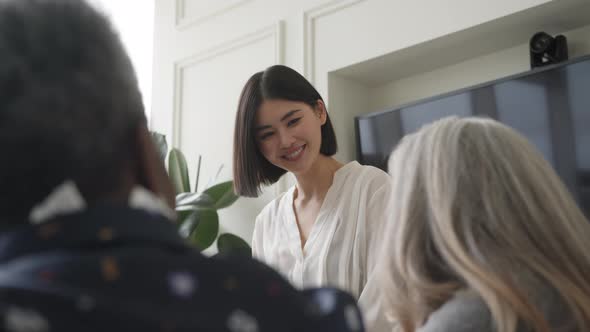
[
  {"x1": 85, "y1": 124, "x2": 175, "y2": 210},
  {"x1": 82, "y1": 165, "x2": 136, "y2": 206},
  {"x1": 39, "y1": 124, "x2": 174, "y2": 219}
]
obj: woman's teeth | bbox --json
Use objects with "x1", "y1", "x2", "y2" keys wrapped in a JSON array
[{"x1": 285, "y1": 146, "x2": 304, "y2": 160}]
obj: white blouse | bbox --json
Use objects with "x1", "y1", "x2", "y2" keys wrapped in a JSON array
[{"x1": 252, "y1": 161, "x2": 395, "y2": 331}]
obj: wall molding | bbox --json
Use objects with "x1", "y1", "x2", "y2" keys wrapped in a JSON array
[
  {"x1": 171, "y1": 22, "x2": 284, "y2": 148},
  {"x1": 303, "y1": 0, "x2": 365, "y2": 84},
  {"x1": 175, "y1": 0, "x2": 251, "y2": 30}
]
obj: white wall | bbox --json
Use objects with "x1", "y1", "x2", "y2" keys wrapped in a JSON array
[
  {"x1": 150, "y1": 0, "x2": 586, "y2": 243},
  {"x1": 369, "y1": 24, "x2": 590, "y2": 114},
  {"x1": 328, "y1": 74, "x2": 372, "y2": 167},
  {"x1": 90, "y1": 0, "x2": 155, "y2": 118}
]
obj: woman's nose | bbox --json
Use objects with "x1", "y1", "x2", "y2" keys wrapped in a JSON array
[{"x1": 278, "y1": 129, "x2": 295, "y2": 148}]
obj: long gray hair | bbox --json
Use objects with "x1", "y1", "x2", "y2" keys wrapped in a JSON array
[{"x1": 380, "y1": 116, "x2": 590, "y2": 332}]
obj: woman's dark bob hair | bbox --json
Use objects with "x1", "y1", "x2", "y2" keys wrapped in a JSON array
[{"x1": 233, "y1": 65, "x2": 338, "y2": 197}]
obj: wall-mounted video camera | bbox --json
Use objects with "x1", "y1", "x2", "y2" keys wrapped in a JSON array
[{"x1": 529, "y1": 32, "x2": 568, "y2": 69}]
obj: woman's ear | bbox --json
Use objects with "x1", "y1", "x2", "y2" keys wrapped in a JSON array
[
  {"x1": 133, "y1": 124, "x2": 176, "y2": 209},
  {"x1": 316, "y1": 99, "x2": 328, "y2": 125}
]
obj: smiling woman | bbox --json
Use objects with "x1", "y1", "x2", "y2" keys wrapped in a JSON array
[
  {"x1": 255, "y1": 99, "x2": 328, "y2": 176},
  {"x1": 88, "y1": 0, "x2": 155, "y2": 119},
  {"x1": 232, "y1": 65, "x2": 397, "y2": 332}
]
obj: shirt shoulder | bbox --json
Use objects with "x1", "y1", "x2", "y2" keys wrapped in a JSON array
[
  {"x1": 343, "y1": 162, "x2": 391, "y2": 190},
  {"x1": 210, "y1": 254, "x2": 366, "y2": 332},
  {"x1": 418, "y1": 290, "x2": 493, "y2": 332}
]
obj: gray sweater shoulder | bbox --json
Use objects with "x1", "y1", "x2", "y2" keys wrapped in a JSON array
[
  {"x1": 417, "y1": 287, "x2": 576, "y2": 332},
  {"x1": 417, "y1": 290, "x2": 493, "y2": 332}
]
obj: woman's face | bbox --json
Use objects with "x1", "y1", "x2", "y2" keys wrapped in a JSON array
[{"x1": 254, "y1": 98, "x2": 326, "y2": 175}]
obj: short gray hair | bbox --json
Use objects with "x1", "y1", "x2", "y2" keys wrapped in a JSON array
[{"x1": 0, "y1": 0, "x2": 146, "y2": 223}]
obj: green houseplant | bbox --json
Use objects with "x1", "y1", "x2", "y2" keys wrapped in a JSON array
[{"x1": 150, "y1": 132, "x2": 251, "y2": 256}]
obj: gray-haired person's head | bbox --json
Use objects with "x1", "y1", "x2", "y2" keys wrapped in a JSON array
[
  {"x1": 0, "y1": 0, "x2": 157, "y2": 225},
  {"x1": 380, "y1": 116, "x2": 590, "y2": 332}
]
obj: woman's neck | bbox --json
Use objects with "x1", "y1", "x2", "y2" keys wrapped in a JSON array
[{"x1": 293, "y1": 155, "x2": 344, "y2": 202}]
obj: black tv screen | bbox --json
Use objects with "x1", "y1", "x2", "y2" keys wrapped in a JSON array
[{"x1": 355, "y1": 55, "x2": 590, "y2": 217}]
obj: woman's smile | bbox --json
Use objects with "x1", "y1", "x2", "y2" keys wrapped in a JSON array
[{"x1": 282, "y1": 144, "x2": 306, "y2": 161}]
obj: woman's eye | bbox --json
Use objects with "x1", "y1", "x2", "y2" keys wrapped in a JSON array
[
  {"x1": 287, "y1": 118, "x2": 301, "y2": 127},
  {"x1": 259, "y1": 132, "x2": 274, "y2": 141}
]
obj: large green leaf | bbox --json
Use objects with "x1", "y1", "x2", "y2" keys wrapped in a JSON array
[
  {"x1": 176, "y1": 209, "x2": 195, "y2": 225},
  {"x1": 178, "y1": 208, "x2": 219, "y2": 251},
  {"x1": 168, "y1": 148, "x2": 190, "y2": 194},
  {"x1": 150, "y1": 132, "x2": 168, "y2": 162},
  {"x1": 203, "y1": 181, "x2": 239, "y2": 209},
  {"x1": 217, "y1": 233, "x2": 251, "y2": 256}
]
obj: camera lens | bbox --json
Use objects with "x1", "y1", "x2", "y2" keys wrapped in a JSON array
[{"x1": 530, "y1": 32, "x2": 554, "y2": 54}]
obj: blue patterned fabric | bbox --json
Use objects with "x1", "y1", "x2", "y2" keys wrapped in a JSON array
[{"x1": 0, "y1": 206, "x2": 364, "y2": 332}]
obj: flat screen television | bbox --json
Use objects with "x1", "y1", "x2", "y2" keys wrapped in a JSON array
[{"x1": 355, "y1": 54, "x2": 590, "y2": 217}]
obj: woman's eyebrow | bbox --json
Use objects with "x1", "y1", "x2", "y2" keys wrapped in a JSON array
[
  {"x1": 255, "y1": 109, "x2": 302, "y2": 131},
  {"x1": 280, "y1": 109, "x2": 301, "y2": 122}
]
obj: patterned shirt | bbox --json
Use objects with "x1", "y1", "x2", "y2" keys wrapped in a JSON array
[{"x1": 0, "y1": 206, "x2": 364, "y2": 332}]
